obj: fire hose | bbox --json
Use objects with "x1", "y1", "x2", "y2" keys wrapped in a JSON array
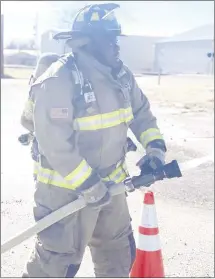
[{"x1": 1, "y1": 160, "x2": 182, "y2": 254}]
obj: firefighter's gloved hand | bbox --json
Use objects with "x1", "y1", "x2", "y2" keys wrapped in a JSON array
[
  {"x1": 137, "y1": 147, "x2": 165, "y2": 176},
  {"x1": 76, "y1": 173, "x2": 111, "y2": 209},
  {"x1": 18, "y1": 133, "x2": 32, "y2": 146}
]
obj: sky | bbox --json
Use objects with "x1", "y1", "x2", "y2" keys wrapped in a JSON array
[{"x1": 1, "y1": 0, "x2": 214, "y2": 45}]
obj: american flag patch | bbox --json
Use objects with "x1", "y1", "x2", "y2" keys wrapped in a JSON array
[{"x1": 50, "y1": 108, "x2": 68, "y2": 119}]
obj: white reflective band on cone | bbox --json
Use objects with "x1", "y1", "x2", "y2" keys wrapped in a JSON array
[
  {"x1": 137, "y1": 234, "x2": 161, "y2": 252},
  {"x1": 140, "y1": 204, "x2": 158, "y2": 228}
]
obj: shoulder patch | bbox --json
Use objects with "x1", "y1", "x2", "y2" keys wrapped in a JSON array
[{"x1": 50, "y1": 107, "x2": 69, "y2": 119}]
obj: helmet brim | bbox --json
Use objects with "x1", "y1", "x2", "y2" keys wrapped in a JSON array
[
  {"x1": 53, "y1": 31, "x2": 73, "y2": 40},
  {"x1": 53, "y1": 30, "x2": 126, "y2": 41}
]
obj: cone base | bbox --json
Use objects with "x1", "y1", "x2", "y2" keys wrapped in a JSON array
[{"x1": 130, "y1": 249, "x2": 164, "y2": 278}]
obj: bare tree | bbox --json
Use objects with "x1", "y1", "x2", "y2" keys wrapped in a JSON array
[
  {"x1": 60, "y1": 9, "x2": 79, "y2": 29},
  {"x1": 52, "y1": 1, "x2": 89, "y2": 29}
]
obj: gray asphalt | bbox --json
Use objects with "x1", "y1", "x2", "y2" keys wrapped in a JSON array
[{"x1": 1, "y1": 79, "x2": 214, "y2": 277}]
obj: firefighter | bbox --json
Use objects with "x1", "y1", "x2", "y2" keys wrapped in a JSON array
[
  {"x1": 22, "y1": 3, "x2": 166, "y2": 277},
  {"x1": 19, "y1": 53, "x2": 60, "y2": 179}
]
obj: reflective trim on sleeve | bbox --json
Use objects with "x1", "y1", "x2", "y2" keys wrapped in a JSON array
[
  {"x1": 102, "y1": 162, "x2": 128, "y2": 184},
  {"x1": 140, "y1": 128, "x2": 163, "y2": 148},
  {"x1": 73, "y1": 107, "x2": 133, "y2": 131},
  {"x1": 33, "y1": 161, "x2": 39, "y2": 175},
  {"x1": 64, "y1": 159, "x2": 92, "y2": 187},
  {"x1": 37, "y1": 159, "x2": 92, "y2": 190},
  {"x1": 37, "y1": 169, "x2": 73, "y2": 189}
]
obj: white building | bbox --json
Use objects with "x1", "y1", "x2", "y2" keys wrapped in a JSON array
[
  {"x1": 40, "y1": 29, "x2": 163, "y2": 74},
  {"x1": 154, "y1": 24, "x2": 214, "y2": 75},
  {"x1": 40, "y1": 29, "x2": 69, "y2": 55}
]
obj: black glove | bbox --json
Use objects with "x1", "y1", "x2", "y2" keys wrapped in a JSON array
[
  {"x1": 76, "y1": 173, "x2": 111, "y2": 209},
  {"x1": 18, "y1": 133, "x2": 33, "y2": 146},
  {"x1": 137, "y1": 147, "x2": 166, "y2": 176}
]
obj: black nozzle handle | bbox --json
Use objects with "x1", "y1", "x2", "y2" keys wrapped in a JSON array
[
  {"x1": 131, "y1": 174, "x2": 155, "y2": 189},
  {"x1": 164, "y1": 160, "x2": 182, "y2": 178},
  {"x1": 126, "y1": 160, "x2": 182, "y2": 190}
]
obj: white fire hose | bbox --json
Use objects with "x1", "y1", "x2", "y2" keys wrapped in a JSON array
[
  {"x1": 1, "y1": 155, "x2": 213, "y2": 255},
  {"x1": 1, "y1": 183, "x2": 126, "y2": 254}
]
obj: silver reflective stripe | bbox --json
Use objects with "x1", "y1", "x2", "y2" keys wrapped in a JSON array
[
  {"x1": 37, "y1": 168, "x2": 72, "y2": 188},
  {"x1": 73, "y1": 107, "x2": 133, "y2": 131},
  {"x1": 65, "y1": 160, "x2": 92, "y2": 187},
  {"x1": 123, "y1": 108, "x2": 133, "y2": 120}
]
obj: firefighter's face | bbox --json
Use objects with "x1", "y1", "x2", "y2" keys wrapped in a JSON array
[{"x1": 90, "y1": 33, "x2": 120, "y2": 68}]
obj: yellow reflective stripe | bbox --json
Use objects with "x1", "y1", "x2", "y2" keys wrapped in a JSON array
[
  {"x1": 33, "y1": 161, "x2": 39, "y2": 175},
  {"x1": 37, "y1": 160, "x2": 92, "y2": 190},
  {"x1": 76, "y1": 108, "x2": 132, "y2": 124},
  {"x1": 102, "y1": 163, "x2": 128, "y2": 184},
  {"x1": 140, "y1": 128, "x2": 163, "y2": 148},
  {"x1": 37, "y1": 173, "x2": 74, "y2": 190},
  {"x1": 65, "y1": 159, "x2": 93, "y2": 188},
  {"x1": 74, "y1": 107, "x2": 133, "y2": 131}
]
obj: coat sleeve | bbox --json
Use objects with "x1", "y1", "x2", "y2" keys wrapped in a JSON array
[
  {"x1": 20, "y1": 90, "x2": 35, "y2": 133},
  {"x1": 32, "y1": 75, "x2": 94, "y2": 190},
  {"x1": 128, "y1": 71, "x2": 165, "y2": 149}
]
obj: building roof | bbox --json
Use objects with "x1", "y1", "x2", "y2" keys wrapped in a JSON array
[{"x1": 157, "y1": 24, "x2": 214, "y2": 43}]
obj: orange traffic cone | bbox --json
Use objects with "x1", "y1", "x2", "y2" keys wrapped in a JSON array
[{"x1": 130, "y1": 191, "x2": 164, "y2": 278}]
